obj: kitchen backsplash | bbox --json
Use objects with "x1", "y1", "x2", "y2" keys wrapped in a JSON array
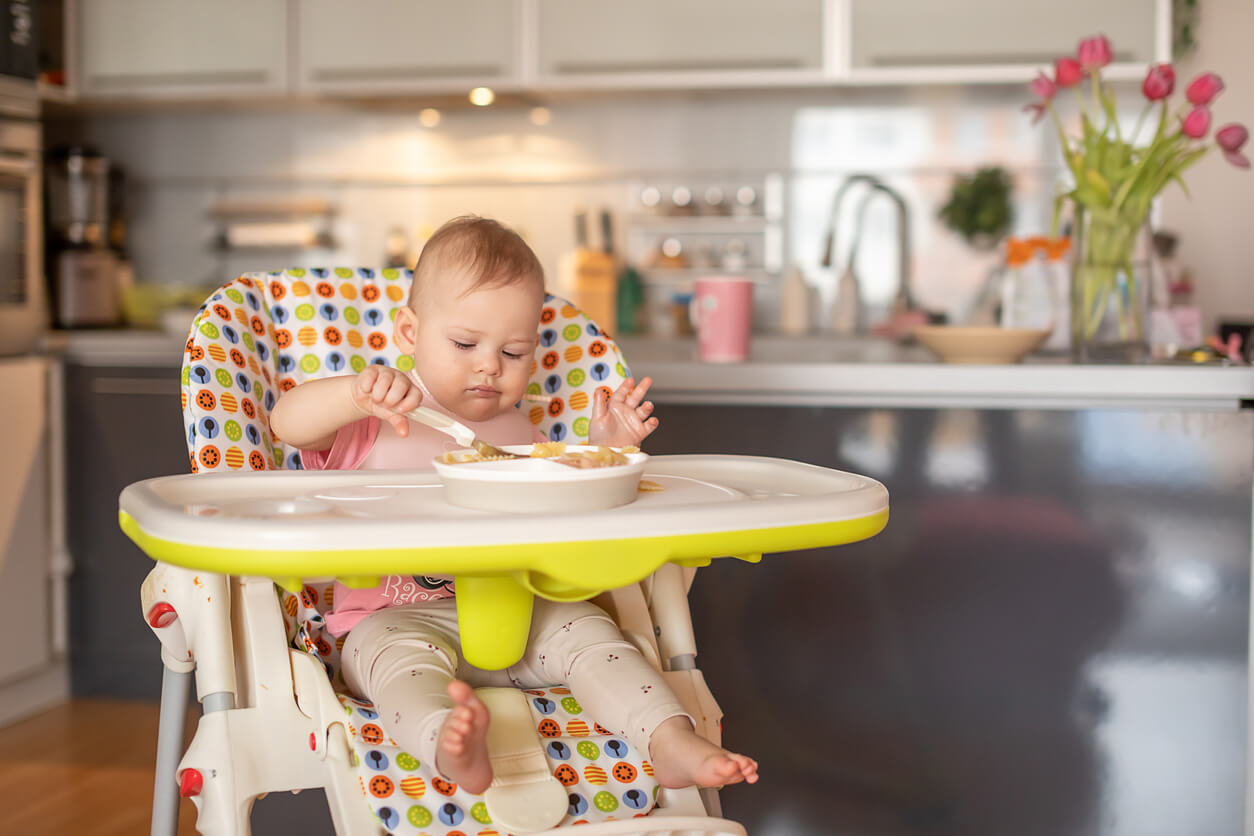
[{"x1": 47, "y1": 86, "x2": 1086, "y2": 330}]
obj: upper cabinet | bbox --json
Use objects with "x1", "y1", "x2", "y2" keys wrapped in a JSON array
[
  {"x1": 533, "y1": 0, "x2": 826, "y2": 86},
  {"x1": 295, "y1": 0, "x2": 519, "y2": 95},
  {"x1": 846, "y1": 0, "x2": 1162, "y2": 82},
  {"x1": 63, "y1": 0, "x2": 1170, "y2": 103},
  {"x1": 75, "y1": 0, "x2": 287, "y2": 98}
]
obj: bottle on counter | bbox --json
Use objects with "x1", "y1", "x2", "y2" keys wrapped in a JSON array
[
  {"x1": 615, "y1": 264, "x2": 645, "y2": 335},
  {"x1": 779, "y1": 264, "x2": 811, "y2": 335}
]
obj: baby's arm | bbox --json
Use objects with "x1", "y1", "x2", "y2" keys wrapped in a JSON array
[
  {"x1": 588, "y1": 376, "x2": 659, "y2": 448},
  {"x1": 270, "y1": 367, "x2": 423, "y2": 451}
]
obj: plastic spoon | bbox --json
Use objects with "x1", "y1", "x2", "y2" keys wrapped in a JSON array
[{"x1": 405, "y1": 406, "x2": 525, "y2": 459}]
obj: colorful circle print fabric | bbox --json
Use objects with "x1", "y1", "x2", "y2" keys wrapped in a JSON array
[
  {"x1": 181, "y1": 268, "x2": 632, "y2": 474},
  {"x1": 285, "y1": 582, "x2": 660, "y2": 833}
]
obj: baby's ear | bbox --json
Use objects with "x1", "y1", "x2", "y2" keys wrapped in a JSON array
[{"x1": 393, "y1": 305, "x2": 419, "y2": 354}]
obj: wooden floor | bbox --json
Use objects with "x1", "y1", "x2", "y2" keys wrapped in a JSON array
[{"x1": 0, "y1": 700, "x2": 199, "y2": 836}]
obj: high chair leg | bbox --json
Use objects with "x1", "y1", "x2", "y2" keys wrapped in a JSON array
[{"x1": 152, "y1": 664, "x2": 192, "y2": 836}]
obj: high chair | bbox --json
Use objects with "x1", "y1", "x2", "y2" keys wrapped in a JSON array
[{"x1": 144, "y1": 268, "x2": 746, "y2": 836}]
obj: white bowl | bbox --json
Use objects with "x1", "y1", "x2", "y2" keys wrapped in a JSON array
[
  {"x1": 432, "y1": 445, "x2": 649, "y2": 513},
  {"x1": 914, "y1": 325, "x2": 1051, "y2": 364}
]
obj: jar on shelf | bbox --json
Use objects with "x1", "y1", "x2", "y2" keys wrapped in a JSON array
[{"x1": 999, "y1": 236, "x2": 1065, "y2": 338}]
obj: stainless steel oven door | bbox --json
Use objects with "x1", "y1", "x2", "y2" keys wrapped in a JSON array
[{"x1": 0, "y1": 116, "x2": 42, "y2": 355}]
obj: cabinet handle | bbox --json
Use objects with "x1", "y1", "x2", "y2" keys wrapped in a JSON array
[
  {"x1": 551, "y1": 57, "x2": 805, "y2": 74},
  {"x1": 310, "y1": 64, "x2": 503, "y2": 82},
  {"x1": 90, "y1": 378, "x2": 178, "y2": 396},
  {"x1": 864, "y1": 51, "x2": 1124, "y2": 67},
  {"x1": 87, "y1": 69, "x2": 270, "y2": 89}
]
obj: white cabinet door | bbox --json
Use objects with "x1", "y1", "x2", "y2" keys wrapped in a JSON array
[
  {"x1": 296, "y1": 0, "x2": 518, "y2": 93},
  {"x1": 848, "y1": 0, "x2": 1161, "y2": 78},
  {"x1": 77, "y1": 0, "x2": 287, "y2": 98},
  {"x1": 0, "y1": 358, "x2": 50, "y2": 686},
  {"x1": 535, "y1": 0, "x2": 825, "y2": 83}
]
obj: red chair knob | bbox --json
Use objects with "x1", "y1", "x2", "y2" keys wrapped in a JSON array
[
  {"x1": 178, "y1": 768, "x2": 203, "y2": 797},
  {"x1": 146, "y1": 602, "x2": 178, "y2": 629}
]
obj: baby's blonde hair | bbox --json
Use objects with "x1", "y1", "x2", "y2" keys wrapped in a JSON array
[{"x1": 410, "y1": 216, "x2": 544, "y2": 308}]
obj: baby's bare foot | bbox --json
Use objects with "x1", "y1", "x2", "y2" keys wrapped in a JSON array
[
  {"x1": 648, "y1": 715, "x2": 759, "y2": 789},
  {"x1": 434, "y1": 680, "x2": 493, "y2": 793}
]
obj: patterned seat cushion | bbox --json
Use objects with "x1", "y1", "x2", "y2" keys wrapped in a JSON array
[{"x1": 182, "y1": 268, "x2": 632, "y2": 474}]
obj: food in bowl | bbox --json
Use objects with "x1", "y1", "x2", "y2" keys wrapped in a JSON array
[
  {"x1": 432, "y1": 444, "x2": 649, "y2": 513},
  {"x1": 440, "y1": 442, "x2": 639, "y2": 469}
]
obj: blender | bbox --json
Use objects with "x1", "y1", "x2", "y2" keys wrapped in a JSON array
[{"x1": 46, "y1": 146, "x2": 120, "y2": 327}]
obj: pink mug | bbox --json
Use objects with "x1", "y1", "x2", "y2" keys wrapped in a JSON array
[{"x1": 689, "y1": 277, "x2": 753, "y2": 362}]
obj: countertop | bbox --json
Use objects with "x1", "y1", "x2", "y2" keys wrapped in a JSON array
[{"x1": 44, "y1": 329, "x2": 1254, "y2": 411}]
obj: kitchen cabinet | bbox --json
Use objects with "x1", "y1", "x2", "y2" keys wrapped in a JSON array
[
  {"x1": 295, "y1": 0, "x2": 518, "y2": 95},
  {"x1": 75, "y1": 0, "x2": 287, "y2": 98},
  {"x1": 645, "y1": 402, "x2": 1250, "y2": 836},
  {"x1": 62, "y1": 0, "x2": 1170, "y2": 103},
  {"x1": 0, "y1": 357, "x2": 66, "y2": 727},
  {"x1": 846, "y1": 0, "x2": 1162, "y2": 82},
  {"x1": 64, "y1": 362, "x2": 188, "y2": 698},
  {"x1": 534, "y1": 0, "x2": 826, "y2": 86}
]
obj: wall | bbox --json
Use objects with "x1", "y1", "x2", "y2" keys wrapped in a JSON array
[
  {"x1": 1160, "y1": 0, "x2": 1254, "y2": 333},
  {"x1": 50, "y1": 85, "x2": 1063, "y2": 332}
]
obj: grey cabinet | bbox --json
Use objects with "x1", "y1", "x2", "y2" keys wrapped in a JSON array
[
  {"x1": 535, "y1": 0, "x2": 825, "y2": 82},
  {"x1": 646, "y1": 403, "x2": 1248, "y2": 835},
  {"x1": 295, "y1": 0, "x2": 518, "y2": 94},
  {"x1": 847, "y1": 0, "x2": 1160, "y2": 77},
  {"x1": 75, "y1": 0, "x2": 287, "y2": 98},
  {"x1": 65, "y1": 363, "x2": 188, "y2": 698}
]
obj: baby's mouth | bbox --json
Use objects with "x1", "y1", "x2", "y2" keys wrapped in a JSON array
[{"x1": 467, "y1": 385, "x2": 499, "y2": 397}]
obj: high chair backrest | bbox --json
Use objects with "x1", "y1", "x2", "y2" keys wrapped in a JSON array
[{"x1": 181, "y1": 268, "x2": 631, "y2": 474}]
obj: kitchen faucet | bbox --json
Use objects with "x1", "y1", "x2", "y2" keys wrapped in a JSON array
[{"x1": 820, "y1": 174, "x2": 917, "y2": 331}]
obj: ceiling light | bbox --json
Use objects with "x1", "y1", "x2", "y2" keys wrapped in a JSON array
[
  {"x1": 529, "y1": 106, "x2": 551, "y2": 126},
  {"x1": 419, "y1": 108, "x2": 441, "y2": 128},
  {"x1": 469, "y1": 87, "x2": 495, "y2": 106}
]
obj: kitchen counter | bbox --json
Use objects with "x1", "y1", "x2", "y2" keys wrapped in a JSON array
[
  {"x1": 45, "y1": 330, "x2": 1254, "y2": 411},
  {"x1": 617, "y1": 336, "x2": 1254, "y2": 411}
]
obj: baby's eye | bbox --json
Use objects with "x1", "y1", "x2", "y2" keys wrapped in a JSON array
[
  {"x1": 452, "y1": 341, "x2": 474, "y2": 351},
  {"x1": 502, "y1": 350, "x2": 526, "y2": 360}
]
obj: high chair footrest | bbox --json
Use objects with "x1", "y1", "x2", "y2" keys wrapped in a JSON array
[{"x1": 479, "y1": 687, "x2": 569, "y2": 833}]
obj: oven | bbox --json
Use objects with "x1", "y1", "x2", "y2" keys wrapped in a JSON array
[{"x1": 0, "y1": 75, "x2": 40, "y2": 355}]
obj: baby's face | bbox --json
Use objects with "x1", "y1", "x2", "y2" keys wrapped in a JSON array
[{"x1": 407, "y1": 270, "x2": 542, "y2": 423}]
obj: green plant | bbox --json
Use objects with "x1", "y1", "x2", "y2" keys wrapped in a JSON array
[{"x1": 938, "y1": 166, "x2": 1014, "y2": 247}]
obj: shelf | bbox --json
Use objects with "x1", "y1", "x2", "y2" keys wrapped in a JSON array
[
  {"x1": 637, "y1": 266, "x2": 776, "y2": 283},
  {"x1": 627, "y1": 214, "x2": 770, "y2": 230}
]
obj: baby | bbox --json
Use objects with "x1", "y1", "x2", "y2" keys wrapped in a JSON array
[{"x1": 270, "y1": 216, "x2": 757, "y2": 795}]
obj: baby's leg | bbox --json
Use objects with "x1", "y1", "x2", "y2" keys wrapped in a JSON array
[
  {"x1": 517, "y1": 600, "x2": 758, "y2": 789},
  {"x1": 341, "y1": 603, "x2": 493, "y2": 792}
]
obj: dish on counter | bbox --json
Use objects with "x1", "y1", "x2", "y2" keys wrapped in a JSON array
[
  {"x1": 914, "y1": 325, "x2": 1051, "y2": 364},
  {"x1": 432, "y1": 444, "x2": 649, "y2": 513}
]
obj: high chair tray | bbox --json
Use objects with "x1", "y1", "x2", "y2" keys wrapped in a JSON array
[{"x1": 120, "y1": 454, "x2": 888, "y2": 668}]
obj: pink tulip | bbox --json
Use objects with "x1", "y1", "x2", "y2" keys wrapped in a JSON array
[
  {"x1": 1186, "y1": 72, "x2": 1225, "y2": 105},
  {"x1": 1217, "y1": 123, "x2": 1250, "y2": 168},
  {"x1": 1030, "y1": 72, "x2": 1056, "y2": 101},
  {"x1": 1141, "y1": 63, "x2": 1175, "y2": 100},
  {"x1": 1054, "y1": 57, "x2": 1084, "y2": 88},
  {"x1": 1077, "y1": 35, "x2": 1113, "y2": 70},
  {"x1": 1182, "y1": 106, "x2": 1212, "y2": 139}
]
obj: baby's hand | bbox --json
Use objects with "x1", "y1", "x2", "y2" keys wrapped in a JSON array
[
  {"x1": 588, "y1": 377, "x2": 659, "y2": 448},
  {"x1": 351, "y1": 366, "x2": 423, "y2": 436}
]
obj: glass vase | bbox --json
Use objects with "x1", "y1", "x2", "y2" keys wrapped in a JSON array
[{"x1": 1070, "y1": 210, "x2": 1151, "y2": 363}]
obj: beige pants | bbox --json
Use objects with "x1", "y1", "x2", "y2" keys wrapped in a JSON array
[{"x1": 341, "y1": 598, "x2": 689, "y2": 772}]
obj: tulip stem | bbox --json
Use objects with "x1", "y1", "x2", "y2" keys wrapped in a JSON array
[{"x1": 1131, "y1": 103, "x2": 1150, "y2": 146}]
